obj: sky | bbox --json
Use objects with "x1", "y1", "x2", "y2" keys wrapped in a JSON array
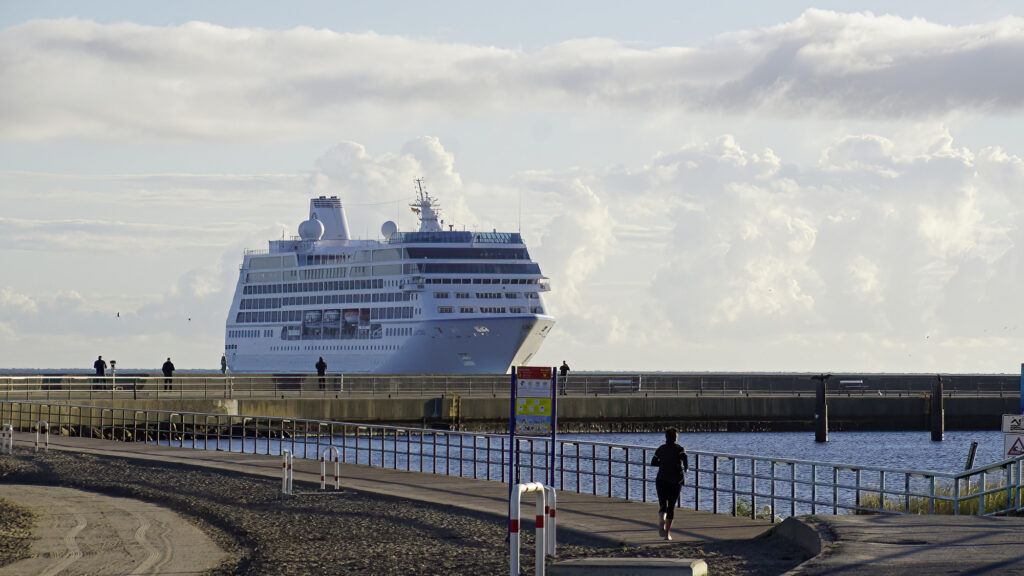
[{"x1": 2, "y1": 1, "x2": 1024, "y2": 372}]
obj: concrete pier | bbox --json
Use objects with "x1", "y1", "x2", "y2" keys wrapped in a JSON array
[{"x1": 2, "y1": 394, "x2": 1016, "y2": 432}]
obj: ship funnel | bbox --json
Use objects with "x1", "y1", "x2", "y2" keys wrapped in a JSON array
[{"x1": 309, "y1": 196, "x2": 351, "y2": 241}]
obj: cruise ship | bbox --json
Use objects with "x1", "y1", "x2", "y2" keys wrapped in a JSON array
[{"x1": 224, "y1": 181, "x2": 555, "y2": 373}]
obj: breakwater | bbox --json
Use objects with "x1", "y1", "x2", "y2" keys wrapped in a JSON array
[{"x1": 2, "y1": 395, "x2": 1017, "y2": 433}]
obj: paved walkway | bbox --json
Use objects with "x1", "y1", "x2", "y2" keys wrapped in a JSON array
[
  {"x1": 5, "y1": 432, "x2": 772, "y2": 547},
  {"x1": 790, "y1": 515, "x2": 1024, "y2": 575}
]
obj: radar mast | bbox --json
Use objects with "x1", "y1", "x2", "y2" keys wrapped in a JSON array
[{"x1": 411, "y1": 178, "x2": 443, "y2": 233}]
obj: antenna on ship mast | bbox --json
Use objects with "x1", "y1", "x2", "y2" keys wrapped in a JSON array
[{"x1": 518, "y1": 189, "x2": 522, "y2": 233}]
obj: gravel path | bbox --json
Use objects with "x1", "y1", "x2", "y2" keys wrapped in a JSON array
[
  {"x1": 0, "y1": 450, "x2": 806, "y2": 575},
  {"x1": 0, "y1": 499, "x2": 33, "y2": 566}
]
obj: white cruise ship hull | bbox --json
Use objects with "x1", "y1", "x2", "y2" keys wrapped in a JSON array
[{"x1": 228, "y1": 315, "x2": 554, "y2": 374}]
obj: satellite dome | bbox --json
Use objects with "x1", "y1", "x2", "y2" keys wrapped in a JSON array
[
  {"x1": 381, "y1": 220, "x2": 398, "y2": 239},
  {"x1": 298, "y1": 217, "x2": 325, "y2": 241}
]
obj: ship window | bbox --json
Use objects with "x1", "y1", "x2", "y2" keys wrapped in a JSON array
[
  {"x1": 455, "y1": 292, "x2": 470, "y2": 298},
  {"x1": 434, "y1": 292, "x2": 449, "y2": 298},
  {"x1": 460, "y1": 307, "x2": 475, "y2": 313},
  {"x1": 510, "y1": 307, "x2": 523, "y2": 313},
  {"x1": 438, "y1": 306, "x2": 453, "y2": 313},
  {"x1": 504, "y1": 293, "x2": 520, "y2": 299}
]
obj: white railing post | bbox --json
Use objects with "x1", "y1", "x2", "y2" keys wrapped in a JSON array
[
  {"x1": 1, "y1": 423, "x2": 12, "y2": 454},
  {"x1": 510, "y1": 484, "x2": 522, "y2": 576},
  {"x1": 35, "y1": 420, "x2": 48, "y2": 452},
  {"x1": 510, "y1": 482, "x2": 550, "y2": 576},
  {"x1": 319, "y1": 445, "x2": 341, "y2": 491},
  {"x1": 281, "y1": 449, "x2": 294, "y2": 496}
]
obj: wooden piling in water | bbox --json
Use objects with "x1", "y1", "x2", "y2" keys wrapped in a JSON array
[{"x1": 931, "y1": 374, "x2": 944, "y2": 441}]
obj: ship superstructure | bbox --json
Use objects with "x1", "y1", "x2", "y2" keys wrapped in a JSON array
[{"x1": 225, "y1": 180, "x2": 554, "y2": 373}]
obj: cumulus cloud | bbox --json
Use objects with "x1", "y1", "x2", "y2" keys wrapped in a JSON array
[
  {"x1": 312, "y1": 137, "x2": 472, "y2": 236},
  {"x1": 3, "y1": 11, "x2": 1024, "y2": 141},
  {"x1": 624, "y1": 131, "x2": 1024, "y2": 370}
]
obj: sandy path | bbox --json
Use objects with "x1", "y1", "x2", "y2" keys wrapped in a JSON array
[{"x1": 0, "y1": 485, "x2": 226, "y2": 576}]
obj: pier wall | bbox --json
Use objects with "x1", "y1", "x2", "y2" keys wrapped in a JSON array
[{"x1": 5, "y1": 395, "x2": 1015, "y2": 432}]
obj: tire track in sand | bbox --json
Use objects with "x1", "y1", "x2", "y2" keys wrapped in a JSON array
[
  {"x1": 125, "y1": 510, "x2": 162, "y2": 575},
  {"x1": 37, "y1": 512, "x2": 86, "y2": 576}
]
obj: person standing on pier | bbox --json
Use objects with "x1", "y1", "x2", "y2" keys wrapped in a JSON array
[
  {"x1": 162, "y1": 357, "x2": 175, "y2": 390},
  {"x1": 220, "y1": 353, "x2": 228, "y2": 375},
  {"x1": 316, "y1": 357, "x2": 327, "y2": 389},
  {"x1": 559, "y1": 361, "x2": 570, "y2": 395},
  {"x1": 93, "y1": 355, "x2": 107, "y2": 390},
  {"x1": 650, "y1": 428, "x2": 688, "y2": 541}
]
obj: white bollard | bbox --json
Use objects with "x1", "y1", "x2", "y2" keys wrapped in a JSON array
[
  {"x1": 319, "y1": 446, "x2": 341, "y2": 491},
  {"x1": 281, "y1": 449, "x2": 294, "y2": 495},
  {"x1": 510, "y1": 482, "x2": 548, "y2": 576},
  {"x1": 545, "y1": 486, "x2": 557, "y2": 556},
  {"x1": 1, "y1": 423, "x2": 12, "y2": 454},
  {"x1": 35, "y1": 420, "x2": 49, "y2": 452}
]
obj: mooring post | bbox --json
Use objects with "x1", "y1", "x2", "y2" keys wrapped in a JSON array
[
  {"x1": 813, "y1": 373, "x2": 830, "y2": 443},
  {"x1": 931, "y1": 374, "x2": 944, "y2": 441},
  {"x1": 964, "y1": 441, "x2": 979, "y2": 470}
]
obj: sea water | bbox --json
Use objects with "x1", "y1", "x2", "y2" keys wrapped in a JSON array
[{"x1": 576, "y1": 430, "x2": 1007, "y2": 472}]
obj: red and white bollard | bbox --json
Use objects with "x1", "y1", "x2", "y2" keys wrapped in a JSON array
[
  {"x1": 545, "y1": 486, "x2": 557, "y2": 556},
  {"x1": 34, "y1": 420, "x2": 49, "y2": 452},
  {"x1": 510, "y1": 482, "x2": 554, "y2": 576},
  {"x1": 281, "y1": 449, "x2": 294, "y2": 495},
  {"x1": 319, "y1": 446, "x2": 341, "y2": 491}
]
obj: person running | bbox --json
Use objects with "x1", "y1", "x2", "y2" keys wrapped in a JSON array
[
  {"x1": 316, "y1": 357, "x2": 327, "y2": 389},
  {"x1": 162, "y1": 357, "x2": 175, "y2": 390},
  {"x1": 650, "y1": 428, "x2": 688, "y2": 540}
]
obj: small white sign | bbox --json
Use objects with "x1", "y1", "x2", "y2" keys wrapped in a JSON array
[
  {"x1": 1004, "y1": 433, "x2": 1024, "y2": 458},
  {"x1": 1002, "y1": 414, "x2": 1024, "y2": 433}
]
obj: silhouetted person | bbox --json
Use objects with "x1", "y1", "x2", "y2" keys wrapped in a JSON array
[
  {"x1": 559, "y1": 361, "x2": 570, "y2": 395},
  {"x1": 162, "y1": 358, "x2": 175, "y2": 390},
  {"x1": 221, "y1": 353, "x2": 228, "y2": 375},
  {"x1": 93, "y1": 355, "x2": 107, "y2": 390},
  {"x1": 650, "y1": 428, "x2": 688, "y2": 541},
  {"x1": 316, "y1": 357, "x2": 327, "y2": 389}
]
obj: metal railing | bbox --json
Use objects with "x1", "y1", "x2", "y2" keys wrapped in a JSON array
[
  {"x1": 1, "y1": 400, "x2": 1021, "y2": 519},
  {"x1": 1, "y1": 373, "x2": 1020, "y2": 400}
]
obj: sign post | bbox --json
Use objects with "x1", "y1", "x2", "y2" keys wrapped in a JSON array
[
  {"x1": 508, "y1": 366, "x2": 556, "y2": 537},
  {"x1": 1002, "y1": 414, "x2": 1024, "y2": 458}
]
